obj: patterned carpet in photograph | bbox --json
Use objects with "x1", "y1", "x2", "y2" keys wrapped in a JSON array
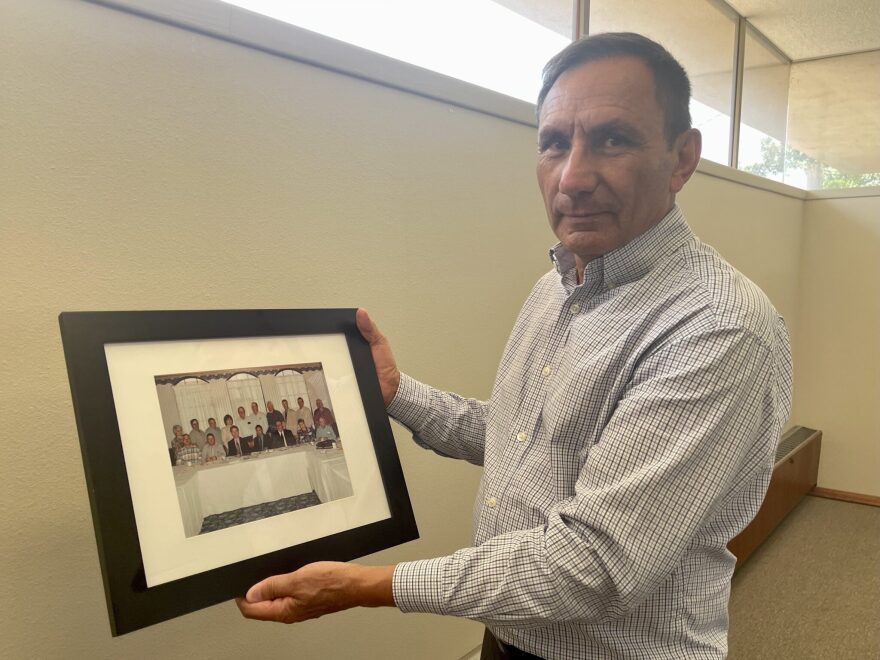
[{"x1": 199, "y1": 491, "x2": 321, "y2": 534}]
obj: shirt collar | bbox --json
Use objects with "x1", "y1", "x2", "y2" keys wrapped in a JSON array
[{"x1": 549, "y1": 205, "x2": 692, "y2": 293}]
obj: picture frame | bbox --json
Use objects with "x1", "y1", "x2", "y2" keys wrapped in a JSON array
[{"x1": 59, "y1": 309, "x2": 418, "y2": 636}]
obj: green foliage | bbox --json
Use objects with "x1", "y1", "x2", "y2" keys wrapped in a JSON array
[{"x1": 743, "y1": 137, "x2": 880, "y2": 189}]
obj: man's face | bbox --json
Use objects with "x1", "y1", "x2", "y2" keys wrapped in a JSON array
[
  {"x1": 207, "y1": 434, "x2": 216, "y2": 445},
  {"x1": 238, "y1": 407, "x2": 246, "y2": 418},
  {"x1": 536, "y1": 56, "x2": 698, "y2": 270},
  {"x1": 182, "y1": 434, "x2": 192, "y2": 446},
  {"x1": 297, "y1": 398, "x2": 304, "y2": 408},
  {"x1": 298, "y1": 421, "x2": 307, "y2": 432},
  {"x1": 191, "y1": 420, "x2": 200, "y2": 430},
  {"x1": 255, "y1": 425, "x2": 263, "y2": 436},
  {"x1": 276, "y1": 421, "x2": 284, "y2": 432},
  {"x1": 208, "y1": 418, "x2": 216, "y2": 427},
  {"x1": 316, "y1": 399, "x2": 323, "y2": 408},
  {"x1": 232, "y1": 427, "x2": 240, "y2": 438},
  {"x1": 282, "y1": 399, "x2": 289, "y2": 410},
  {"x1": 173, "y1": 426, "x2": 182, "y2": 438},
  {"x1": 267, "y1": 402, "x2": 275, "y2": 412},
  {"x1": 251, "y1": 402, "x2": 259, "y2": 414}
]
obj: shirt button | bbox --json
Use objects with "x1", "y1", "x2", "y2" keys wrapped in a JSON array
[
  {"x1": 541, "y1": 365, "x2": 551, "y2": 377},
  {"x1": 516, "y1": 432, "x2": 527, "y2": 442},
  {"x1": 486, "y1": 496, "x2": 497, "y2": 508},
  {"x1": 570, "y1": 303, "x2": 581, "y2": 314}
]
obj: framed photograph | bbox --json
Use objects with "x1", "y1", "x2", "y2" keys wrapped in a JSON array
[{"x1": 59, "y1": 309, "x2": 418, "y2": 636}]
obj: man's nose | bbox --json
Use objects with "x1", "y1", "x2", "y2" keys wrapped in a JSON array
[{"x1": 558, "y1": 146, "x2": 599, "y2": 197}]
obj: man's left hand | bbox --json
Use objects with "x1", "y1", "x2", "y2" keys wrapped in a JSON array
[{"x1": 236, "y1": 562, "x2": 396, "y2": 624}]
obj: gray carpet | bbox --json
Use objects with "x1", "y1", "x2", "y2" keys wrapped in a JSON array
[
  {"x1": 199, "y1": 491, "x2": 322, "y2": 534},
  {"x1": 728, "y1": 495, "x2": 880, "y2": 659}
]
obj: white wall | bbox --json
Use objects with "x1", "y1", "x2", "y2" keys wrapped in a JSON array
[
  {"x1": 0, "y1": 1, "x2": 840, "y2": 658},
  {"x1": 795, "y1": 197, "x2": 880, "y2": 497}
]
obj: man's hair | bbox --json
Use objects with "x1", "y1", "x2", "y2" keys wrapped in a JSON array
[
  {"x1": 537, "y1": 32, "x2": 692, "y2": 145},
  {"x1": 190, "y1": 418, "x2": 198, "y2": 425}
]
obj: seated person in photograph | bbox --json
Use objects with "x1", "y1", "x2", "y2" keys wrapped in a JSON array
[
  {"x1": 226, "y1": 425, "x2": 245, "y2": 457},
  {"x1": 268, "y1": 419, "x2": 296, "y2": 448},
  {"x1": 314, "y1": 415, "x2": 337, "y2": 448},
  {"x1": 252, "y1": 424, "x2": 270, "y2": 451},
  {"x1": 291, "y1": 397, "x2": 314, "y2": 431},
  {"x1": 266, "y1": 401, "x2": 284, "y2": 429},
  {"x1": 241, "y1": 430, "x2": 263, "y2": 456},
  {"x1": 175, "y1": 434, "x2": 202, "y2": 465},
  {"x1": 221, "y1": 414, "x2": 236, "y2": 445},
  {"x1": 235, "y1": 406, "x2": 251, "y2": 439},
  {"x1": 246, "y1": 401, "x2": 268, "y2": 438},
  {"x1": 313, "y1": 399, "x2": 335, "y2": 433},
  {"x1": 188, "y1": 418, "x2": 207, "y2": 448},
  {"x1": 206, "y1": 417, "x2": 223, "y2": 445},
  {"x1": 295, "y1": 419, "x2": 315, "y2": 444},
  {"x1": 201, "y1": 432, "x2": 226, "y2": 463}
]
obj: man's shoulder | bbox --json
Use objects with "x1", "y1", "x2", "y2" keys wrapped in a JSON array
[{"x1": 666, "y1": 239, "x2": 782, "y2": 343}]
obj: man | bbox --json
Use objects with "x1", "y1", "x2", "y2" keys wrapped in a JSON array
[
  {"x1": 266, "y1": 401, "x2": 284, "y2": 429},
  {"x1": 206, "y1": 417, "x2": 223, "y2": 447},
  {"x1": 246, "y1": 401, "x2": 268, "y2": 438},
  {"x1": 226, "y1": 425, "x2": 245, "y2": 457},
  {"x1": 238, "y1": 34, "x2": 792, "y2": 659},
  {"x1": 289, "y1": 396, "x2": 313, "y2": 431},
  {"x1": 174, "y1": 433, "x2": 202, "y2": 465},
  {"x1": 235, "y1": 406, "x2": 251, "y2": 439},
  {"x1": 169, "y1": 424, "x2": 184, "y2": 451},
  {"x1": 312, "y1": 399, "x2": 335, "y2": 434},
  {"x1": 253, "y1": 424, "x2": 270, "y2": 451},
  {"x1": 268, "y1": 419, "x2": 296, "y2": 448},
  {"x1": 242, "y1": 427, "x2": 263, "y2": 455},
  {"x1": 188, "y1": 418, "x2": 207, "y2": 449},
  {"x1": 202, "y1": 432, "x2": 226, "y2": 463}
]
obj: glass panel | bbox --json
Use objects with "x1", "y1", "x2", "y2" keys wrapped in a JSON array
[
  {"x1": 221, "y1": 0, "x2": 572, "y2": 103},
  {"x1": 589, "y1": 0, "x2": 736, "y2": 165},
  {"x1": 737, "y1": 26, "x2": 790, "y2": 183},
  {"x1": 785, "y1": 50, "x2": 880, "y2": 189}
]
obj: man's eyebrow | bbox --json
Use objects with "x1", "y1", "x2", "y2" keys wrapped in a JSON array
[{"x1": 586, "y1": 119, "x2": 645, "y2": 140}]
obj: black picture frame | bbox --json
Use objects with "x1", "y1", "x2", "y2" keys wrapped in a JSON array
[{"x1": 59, "y1": 309, "x2": 418, "y2": 636}]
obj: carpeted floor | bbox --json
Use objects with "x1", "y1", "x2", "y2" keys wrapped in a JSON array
[
  {"x1": 199, "y1": 491, "x2": 322, "y2": 534},
  {"x1": 728, "y1": 495, "x2": 880, "y2": 659}
]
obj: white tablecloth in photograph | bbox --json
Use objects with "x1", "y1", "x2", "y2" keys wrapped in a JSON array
[{"x1": 173, "y1": 445, "x2": 353, "y2": 537}]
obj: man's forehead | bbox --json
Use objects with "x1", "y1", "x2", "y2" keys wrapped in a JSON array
[{"x1": 538, "y1": 56, "x2": 660, "y2": 125}]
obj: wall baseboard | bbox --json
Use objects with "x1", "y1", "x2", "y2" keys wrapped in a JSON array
[{"x1": 810, "y1": 487, "x2": 880, "y2": 507}]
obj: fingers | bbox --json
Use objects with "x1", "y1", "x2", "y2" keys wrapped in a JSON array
[
  {"x1": 245, "y1": 573, "x2": 289, "y2": 603},
  {"x1": 236, "y1": 596, "x2": 296, "y2": 623}
]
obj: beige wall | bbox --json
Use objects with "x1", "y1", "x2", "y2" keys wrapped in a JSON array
[
  {"x1": 795, "y1": 197, "x2": 880, "y2": 496},
  {"x1": 0, "y1": 1, "x2": 857, "y2": 658}
]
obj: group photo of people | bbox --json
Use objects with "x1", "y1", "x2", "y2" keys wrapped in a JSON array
[
  {"x1": 155, "y1": 362, "x2": 342, "y2": 465},
  {"x1": 153, "y1": 362, "x2": 353, "y2": 537}
]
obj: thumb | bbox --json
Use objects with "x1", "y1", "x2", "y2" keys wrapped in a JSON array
[
  {"x1": 356, "y1": 308, "x2": 384, "y2": 346},
  {"x1": 246, "y1": 573, "x2": 291, "y2": 603}
]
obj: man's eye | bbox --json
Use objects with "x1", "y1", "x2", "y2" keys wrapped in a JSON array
[
  {"x1": 539, "y1": 139, "x2": 568, "y2": 154},
  {"x1": 604, "y1": 134, "x2": 629, "y2": 148}
]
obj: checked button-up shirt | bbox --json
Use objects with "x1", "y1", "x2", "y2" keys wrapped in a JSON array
[{"x1": 389, "y1": 206, "x2": 792, "y2": 659}]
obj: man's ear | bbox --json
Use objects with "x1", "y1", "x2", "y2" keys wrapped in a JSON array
[{"x1": 669, "y1": 128, "x2": 702, "y2": 194}]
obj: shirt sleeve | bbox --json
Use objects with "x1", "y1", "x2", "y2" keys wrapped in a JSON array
[
  {"x1": 387, "y1": 372, "x2": 488, "y2": 466},
  {"x1": 393, "y1": 327, "x2": 789, "y2": 626}
]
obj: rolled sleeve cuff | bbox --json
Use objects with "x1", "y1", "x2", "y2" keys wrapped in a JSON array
[
  {"x1": 392, "y1": 558, "x2": 449, "y2": 615},
  {"x1": 387, "y1": 373, "x2": 433, "y2": 431}
]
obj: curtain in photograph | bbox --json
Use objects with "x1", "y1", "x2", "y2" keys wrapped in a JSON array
[
  {"x1": 156, "y1": 383, "x2": 182, "y2": 447},
  {"x1": 173, "y1": 378, "x2": 233, "y2": 432},
  {"x1": 226, "y1": 373, "x2": 264, "y2": 412},
  {"x1": 258, "y1": 375, "x2": 282, "y2": 411},
  {"x1": 275, "y1": 369, "x2": 311, "y2": 410},
  {"x1": 302, "y1": 370, "x2": 332, "y2": 410}
]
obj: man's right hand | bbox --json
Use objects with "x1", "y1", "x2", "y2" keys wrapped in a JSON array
[{"x1": 356, "y1": 308, "x2": 401, "y2": 408}]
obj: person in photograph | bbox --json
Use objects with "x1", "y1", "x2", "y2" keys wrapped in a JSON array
[
  {"x1": 235, "y1": 406, "x2": 251, "y2": 439},
  {"x1": 281, "y1": 398, "x2": 292, "y2": 423},
  {"x1": 201, "y1": 432, "x2": 226, "y2": 463},
  {"x1": 175, "y1": 434, "x2": 202, "y2": 465},
  {"x1": 266, "y1": 401, "x2": 284, "y2": 429},
  {"x1": 314, "y1": 415, "x2": 336, "y2": 448},
  {"x1": 246, "y1": 401, "x2": 267, "y2": 438},
  {"x1": 226, "y1": 425, "x2": 245, "y2": 457},
  {"x1": 269, "y1": 419, "x2": 296, "y2": 448},
  {"x1": 206, "y1": 417, "x2": 223, "y2": 445},
  {"x1": 221, "y1": 414, "x2": 236, "y2": 445},
  {"x1": 289, "y1": 397, "x2": 313, "y2": 431},
  {"x1": 295, "y1": 419, "x2": 315, "y2": 444},
  {"x1": 313, "y1": 399, "x2": 335, "y2": 434},
  {"x1": 169, "y1": 424, "x2": 184, "y2": 451},
  {"x1": 237, "y1": 33, "x2": 792, "y2": 659},
  {"x1": 253, "y1": 424, "x2": 270, "y2": 451},
  {"x1": 241, "y1": 429, "x2": 263, "y2": 455},
  {"x1": 188, "y1": 418, "x2": 207, "y2": 448}
]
